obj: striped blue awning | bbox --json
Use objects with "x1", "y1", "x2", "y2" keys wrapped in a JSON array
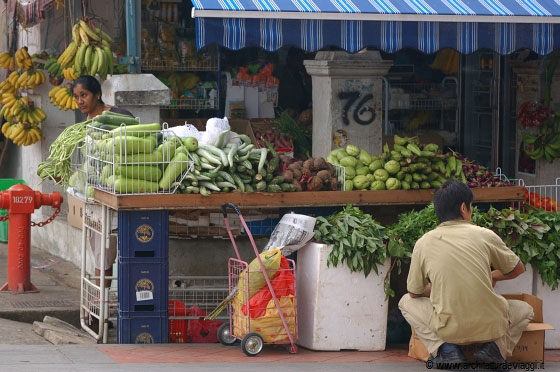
[{"x1": 191, "y1": 0, "x2": 560, "y2": 54}]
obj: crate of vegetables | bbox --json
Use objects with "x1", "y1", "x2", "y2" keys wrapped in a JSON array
[
  {"x1": 85, "y1": 113, "x2": 195, "y2": 195},
  {"x1": 251, "y1": 121, "x2": 294, "y2": 154}
]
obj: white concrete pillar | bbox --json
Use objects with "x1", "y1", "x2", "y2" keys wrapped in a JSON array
[
  {"x1": 101, "y1": 74, "x2": 171, "y2": 123},
  {"x1": 304, "y1": 51, "x2": 392, "y2": 158}
]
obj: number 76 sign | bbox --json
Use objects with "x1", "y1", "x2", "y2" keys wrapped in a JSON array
[{"x1": 337, "y1": 81, "x2": 377, "y2": 126}]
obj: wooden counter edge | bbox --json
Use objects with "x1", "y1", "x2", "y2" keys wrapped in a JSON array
[{"x1": 94, "y1": 186, "x2": 525, "y2": 211}]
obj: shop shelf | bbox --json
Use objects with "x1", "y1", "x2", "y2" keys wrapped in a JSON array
[
  {"x1": 141, "y1": 57, "x2": 219, "y2": 72},
  {"x1": 118, "y1": 210, "x2": 169, "y2": 259},
  {"x1": 118, "y1": 257, "x2": 169, "y2": 313},
  {"x1": 160, "y1": 97, "x2": 219, "y2": 111},
  {"x1": 117, "y1": 312, "x2": 168, "y2": 344}
]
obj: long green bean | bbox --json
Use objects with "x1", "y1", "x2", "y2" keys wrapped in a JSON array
[{"x1": 37, "y1": 119, "x2": 93, "y2": 185}]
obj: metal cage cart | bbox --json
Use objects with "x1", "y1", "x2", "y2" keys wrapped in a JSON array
[
  {"x1": 218, "y1": 203, "x2": 298, "y2": 356},
  {"x1": 80, "y1": 200, "x2": 116, "y2": 343},
  {"x1": 168, "y1": 276, "x2": 229, "y2": 343}
]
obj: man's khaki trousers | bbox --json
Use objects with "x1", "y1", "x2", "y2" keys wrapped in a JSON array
[{"x1": 399, "y1": 294, "x2": 534, "y2": 358}]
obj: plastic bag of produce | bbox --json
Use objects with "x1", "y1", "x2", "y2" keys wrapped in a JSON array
[
  {"x1": 162, "y1": 124, "x2": 201, "y2": 141},
  {"x1": 206, "y1": 117, "x2": 230, "y2": 134},
  {"x1": 242, "y1": 256, "x2": 295, "y2": 318},
  {"x1": 232, "y1": 294, "x2": 296, "y2": 343},
  {"x1": 237, "y1": 249, "x2": 282, "y2": 304}
]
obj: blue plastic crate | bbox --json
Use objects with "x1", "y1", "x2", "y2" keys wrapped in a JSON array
[
  {"x1": 118, "y1": 210, "x2": 169, "y2": 258},
  {"x1": 118, "y1": 257, "x2": 168, "y2": 313},
  {"x1": 117, "y1": 312, "x2": 168, "y2": 344},
  {"x1": 241, "y1": 218, "x2": 281, "y2": 236}
]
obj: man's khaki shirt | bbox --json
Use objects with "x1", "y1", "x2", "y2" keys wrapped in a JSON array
[{"x1": 407, "y1": 219, "x2": 520, "y2": 344}]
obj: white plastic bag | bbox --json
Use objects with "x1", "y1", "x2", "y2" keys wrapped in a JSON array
[
  {"x1": 206, "y1": 117, "x2": 230, "y2": 134},
  {"x1": 161, "y1": 123, "x2": 201, "y2": 141}
]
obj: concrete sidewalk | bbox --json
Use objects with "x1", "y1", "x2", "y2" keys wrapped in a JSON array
[
  {"x1": 0, "y1": 242, "x2": 81, "y2": 328},
  {"x1": 0, "y1": 344, "x2": 558, "y2": 372}
]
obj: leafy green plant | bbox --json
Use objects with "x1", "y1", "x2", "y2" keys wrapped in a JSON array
[
  {"x1": 475, "y1": 207, "x2": 550, "y2": 265},
  {"x1": 511, "y1": 207, "x2": 559, "y2": 290},
  {"x1": 314, "y1": 204, "x2": 388, "y2": 279},
  {"x1": 273, "y1": 110, "x2": 312, "y2": 157}
]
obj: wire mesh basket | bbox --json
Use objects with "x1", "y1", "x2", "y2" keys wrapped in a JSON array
[
  {"x1": 85, "y1": 124, "x2": 194, "y2": 195},
  {"x1": 333, "y1": 164, "x2": 346, "y2": 191},
  {"x1": 524, "y1": 178, "x2": 560, "y2": 212},
  {"x1": 168, "y1": 276, "x2": 229, "y2": 343}
]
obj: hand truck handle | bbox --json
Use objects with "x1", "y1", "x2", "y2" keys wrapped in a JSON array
[{"x1": 221, "y1": 203, "x2": 241, "y2": 217}]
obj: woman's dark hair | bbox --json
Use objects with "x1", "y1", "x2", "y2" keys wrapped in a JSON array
[
  {"x1": 72, "y1": 75, "x2": 103, "y2": 104},
  {"x1": 433, "y1": 180, "x2": 474, "y2": 223}
]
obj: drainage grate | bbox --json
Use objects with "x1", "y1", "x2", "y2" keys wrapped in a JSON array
[{"x1": 10, "y1": 300, "x2": 74, "y2": 308}]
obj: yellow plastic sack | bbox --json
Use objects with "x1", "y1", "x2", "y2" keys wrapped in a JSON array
[
  {"x1": 232, "y1": 295, "x2": 296, "y2": 343},
  {"x1": 237, "y1": 249, "x2": 282, "y2": 304}
]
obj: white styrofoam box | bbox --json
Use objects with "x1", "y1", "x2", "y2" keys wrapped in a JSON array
[
  {"x1": 296, "y1": 242, "x2": 390, "y2": 351},
  {"x1": 535, "y1": 277, "x2": 560, "y2": 349},
  {"x1": 494, "y1": 265, "x2": 534, "y2": 295}
]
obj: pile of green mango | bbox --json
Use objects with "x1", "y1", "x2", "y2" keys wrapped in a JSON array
[{"x1": 326, "y1": 135, "x2": 458, "y2": 191}]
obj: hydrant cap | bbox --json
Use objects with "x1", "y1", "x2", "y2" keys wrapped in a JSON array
[{"x1": 9, "y1": 184, "x2": 31, "y2": 192}]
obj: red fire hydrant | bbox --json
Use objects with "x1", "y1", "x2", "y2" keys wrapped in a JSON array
[{"x1": 0, "y1": 184, "x2": 63, "y2": 293}]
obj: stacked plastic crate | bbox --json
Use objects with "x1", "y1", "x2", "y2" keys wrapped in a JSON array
[{"x1": 117, "y1": 210, "x2": 169, "y2": 344}]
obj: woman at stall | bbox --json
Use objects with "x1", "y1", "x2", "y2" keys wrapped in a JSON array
[
  {"x1": 72, "y1": 75, "x2": 133, "y2": 120},
  {"x1": 72, "y1": 76, "x2": 133, "y2": 290}
]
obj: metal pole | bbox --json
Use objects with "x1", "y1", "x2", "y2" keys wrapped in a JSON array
[{"x1": 125, "y1": 0, "x2": 138, "y2": 72}]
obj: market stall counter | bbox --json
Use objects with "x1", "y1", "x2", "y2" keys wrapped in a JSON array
[{"x1": 93, "y1": 187, "x2": 525, "y2": 211}]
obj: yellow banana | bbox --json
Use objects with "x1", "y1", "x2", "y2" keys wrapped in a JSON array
[
  {"x1": 79, "y1": 28, "x2": 90, "y2": 45},
  {"x1": 11, "y1": 124, "x2": 24, "y2": 141},
  {"x1": 79, "y1": 20, "x2": 100, "y2": 41},
  {"x1": 72, "y1": 23, "x2": 81, "y2": 45},
  {"x1": 65, "y1": 95, "x2": 73, "y2": 110},
  {"x1": 71, "y1": 99, "x2": 78, "y2": 110}
]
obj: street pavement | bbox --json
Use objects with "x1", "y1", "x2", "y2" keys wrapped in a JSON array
[
  {"x1": 0, "y1": 243, "x2": 559, "y2": 371},
  {"x1": 0, "y1": 344, "x2": 558, "y2": 372}
]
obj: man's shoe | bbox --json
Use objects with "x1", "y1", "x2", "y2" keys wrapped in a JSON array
[
  {"x1": 474, "y1": 342, "x2": 506, "y2": 364},
  {"x1": 429, "y1": 343, "x2": 469, "y2": 369},
  {"x1": 474, "y1": 342, "x2": 512, "y2": 371}
]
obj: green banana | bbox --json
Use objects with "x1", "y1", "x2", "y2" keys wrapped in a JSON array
[
  {"x1": 84, "y1": 45, "x2": 93, "y2": 72},
  {"x1": 102, "y1": 45, "x2": 114, "y2": 75},
  {"x1": 75, "y1": 44, "x2": 87, "y2": 75},
  {"x1": 89, "y1": 46, "x2": 99, "y2": 76}
]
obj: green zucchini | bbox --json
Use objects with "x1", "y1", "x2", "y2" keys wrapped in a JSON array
[
  {"x1": 159, "y1": 152, "x2": 189, "y2": 190},
  {"x1": 115, "y1": 165, "x2": 162, "y2": 181},
  {"x1": 113, "y1": 177, "x2": 159, "y2": 193}
]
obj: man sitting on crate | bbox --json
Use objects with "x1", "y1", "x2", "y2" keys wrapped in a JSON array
[{"x1": 399, "y1": 180, "x2": 534, "y2": 369}]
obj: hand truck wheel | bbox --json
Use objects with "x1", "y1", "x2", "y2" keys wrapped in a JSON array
[
  {"x1": 241, "y1": 333, "x2": 264, "y2": 356},
  {"x1": 217, "y1": 323, "x2": 236, "y2": 346}
]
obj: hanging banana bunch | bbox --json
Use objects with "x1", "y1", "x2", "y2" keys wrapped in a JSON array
[
  {"x1": 14, "y1": 47, "x2": 32, "y2": 71},
  {"x1": 49, "y1": 85, "x2": 78, "y2": 111},
  {"x1": 0, "y1": 52, "x2": 16, "y2": 71},
  {"x1": 57, "y1": 17, "x2": 114, "y2": 81}
]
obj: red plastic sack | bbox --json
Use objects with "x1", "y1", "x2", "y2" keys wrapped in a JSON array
[
  {"x1": 168, "y1": 300, "x2": 189, "y2": 343},
  {"x1": 242, "y1": 257, "x2": 295, "y2": 319},
  {"x1": 188, "y1": 319, "x2": 223, "y2": 343}
]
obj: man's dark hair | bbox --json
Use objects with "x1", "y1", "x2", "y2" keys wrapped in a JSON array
[{"x1": 433, "y1": 180, "x2": 473, "y2": 223}]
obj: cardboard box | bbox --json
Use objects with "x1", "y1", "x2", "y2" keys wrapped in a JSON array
[
  {"x1": 163, "y1": 118, "x2": 258, "y2": 146},
  {"x1": 408, "y1": 293, "x2": 554, "y2": 363},
  {"x1": 67, "y1": 193, "x2": 84, "y2": 230}
]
